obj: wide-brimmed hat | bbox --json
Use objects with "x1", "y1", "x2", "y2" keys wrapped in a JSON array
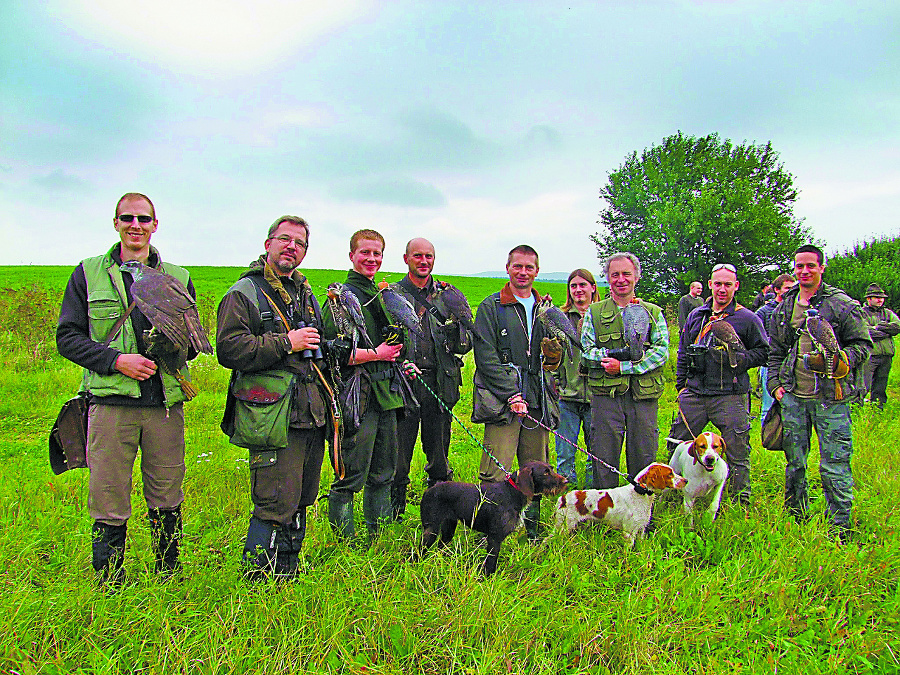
[{"x1": 865, "y1": 283, "x2": 888, "y2": 299}]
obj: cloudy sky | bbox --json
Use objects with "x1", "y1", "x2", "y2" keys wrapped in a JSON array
[{"x1": 1, "y1": 1, "x2": 897, "y2": 276}]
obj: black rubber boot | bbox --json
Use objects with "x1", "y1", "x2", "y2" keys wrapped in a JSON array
[
  {"x1": 523, "y1": 496, "x2": 544, "y2": 543},
  {"x1": 242, "y1": 516, "x2": 277, "y2": 580},
  {"x1": 328, "y1": 491, "x2": 355, "y2": 540},
  {"x1": 391, "y1": 484, "x2": 407, "y2": 522},
  {"x1": 92, "y1": 521, "x2": 127, "y2": 590},
  {"x1": 363, "y1": 485, "x2": 392, "y2": 537},
  {"x1": 148, "y1": 506, "x2": 182, "y2": 577}
]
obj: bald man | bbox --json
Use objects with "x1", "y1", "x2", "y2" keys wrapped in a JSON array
[{"x1": 390, "y1": 238, "x2": 473, "y2": 519}]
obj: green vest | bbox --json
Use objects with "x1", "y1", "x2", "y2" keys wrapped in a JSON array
[
  {"x1": 80, "y1": 245, "x2": 190, "y2": 406},
  {"x1": 585, "y1": 298, "x2": 665, "y2": 400}
]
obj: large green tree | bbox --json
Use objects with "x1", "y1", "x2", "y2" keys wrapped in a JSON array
[{"x1": 592, "y1": 131, "x2": 814, "y2": 304}]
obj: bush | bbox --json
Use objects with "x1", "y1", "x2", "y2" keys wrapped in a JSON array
[{"x1": 826, "y1": 234, "x2": 900, "y2": 306}]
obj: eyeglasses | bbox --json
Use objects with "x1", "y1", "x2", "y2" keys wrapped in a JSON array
[
  {"x1": 117, "y1": 214, "x2": 154, "y2": 224},
  {"x1": 271, "y1": 234, "x2": 308, "y2": 250},
  {"x1": 712, "y1": 263, "x2": 736, "y2": 273}
]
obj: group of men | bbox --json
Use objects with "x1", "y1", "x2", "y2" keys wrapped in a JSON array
[{"x1": 58, "y1": 192, "x2": 893, "y2": 586}]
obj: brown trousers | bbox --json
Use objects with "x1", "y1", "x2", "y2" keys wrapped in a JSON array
[
  {"x1": 87, "y1": 403, "x2": 185, "y2": 526},
  {"x1": 478, "y1": 418, "x2": 549, "y2": 483}
]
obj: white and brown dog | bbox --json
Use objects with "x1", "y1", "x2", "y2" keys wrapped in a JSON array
[
  {"x1": 554, "y1": 463, "x2": 687, "y2": 547},
  {"x1": 667, "y1": 431, "x2": 729, "y2": 527}
]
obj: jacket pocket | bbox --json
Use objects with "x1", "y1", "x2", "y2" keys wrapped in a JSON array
[{"x1": 631, "y1": 369, "x2": 665, "y2": 401}]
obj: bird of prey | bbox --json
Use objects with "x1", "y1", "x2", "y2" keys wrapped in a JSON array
[
  {"x1": 621, "y1": 300, "x2": 651, "y2": 362},
  {"x1": 707, "y1": 319, "x2": 746, "y2": 369},
  {"x1": 433, "y1": 282, "x2": 475, "y2": 332},
  {"x1": 378, "y1": 281, "x2": 425, "y2": 339},
  {"x1": 326, "y1": 282, "x2": 368, "y2": 352},
  {"x1": 536, "y1": 296, "x2": 581, "y2": 359},
  {"x1": 119, "y1": 261, "x2": 212, "y2": 399},
  {"x1": 804, "y1": 308, "x2": 842, "y2": 379}
]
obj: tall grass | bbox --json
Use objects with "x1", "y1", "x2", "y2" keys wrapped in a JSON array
[{"x1": 0, "y1": 268, "x2": 898, "y2": 674}]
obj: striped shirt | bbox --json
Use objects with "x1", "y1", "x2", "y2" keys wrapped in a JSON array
[{"x1": 580, "y1": 303, "x2": 669, "y2": 375}]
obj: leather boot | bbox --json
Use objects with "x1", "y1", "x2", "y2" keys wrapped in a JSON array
[
  {"x1": 328, "y1": 491, "x2": 355, "y2": 540},
  {"x1": 363, "y1": 484, "x2": 392, "y2": 537},
  {"x1": 273, "y1": 510, "x2": 306, "y2": 578},
  {"x1": 92, "y1": 521, "x2": 127, "y2": 589},
  {"x1": 148, "y1": 506, "x2": 182, "y2": 577},
  {"x1": 242, "y1": 516, "x2": 277, "y2": 580},
  {"x1": 523, "y1": 496, "x2": 543, "y2": 543}
]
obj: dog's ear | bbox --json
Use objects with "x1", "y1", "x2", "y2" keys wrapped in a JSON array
[
  {"x1": 716, "y1": 436, "x2": 727, "y2": 461},
  {"x1": 516, "y1": 466, "x2": 535, "y2": 498},
  {"x1": 688, "y1": 441, "x2": 699, "y2": 465}
]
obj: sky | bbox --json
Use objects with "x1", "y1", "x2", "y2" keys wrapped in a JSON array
[{"x1": 1, "y1": 0, "x2": 898, "y2": 277}]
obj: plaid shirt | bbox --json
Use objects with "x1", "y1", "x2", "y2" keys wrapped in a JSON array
[{"x1": 580, "y1": 302, "x2": 669, "y2": 375}]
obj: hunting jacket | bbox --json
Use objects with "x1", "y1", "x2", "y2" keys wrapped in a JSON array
[
  {"x1": 555, "y1": 308, "x2": 590, "y2": 404},
  {"x1": 56, "y1": 243, "x2": 193, "y2": 407},
  {"x1": 862, "y1": 304, "x2": 900, "y2": 358},
  {"x1": 766, "y1": 282, "x2": 873, "y2": 404},
  {"x1": 216, "y1": 258, "x2": 330, "y2": 432},
  {"x1": 391, "y1": 275, "x2": 473, "y2": 408},
  {"x1": 677, "y1": 298, "x2": 768, "y2": 396},
  {"x1": 471, "y1": 283, "x2": 559, "y2": 427}
]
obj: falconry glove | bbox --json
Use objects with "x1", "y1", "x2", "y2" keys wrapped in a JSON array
[
  {"x1": 803, "y1": 350, "x2": 850, "y2": 379},
  {"x1": 541, "y1": 337, "x2": 563, "y2": 371}
]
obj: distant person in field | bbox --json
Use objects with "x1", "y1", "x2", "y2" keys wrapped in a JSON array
[
  {"x1": 56, "y1": 193, "x2": 198, "y2": 587},
  {"x1": 553, "y1": 269, "x2": 601, "y2": 488},
  {"x1": 667, "y1": 263, "x2": 769, "y2": 507},
  {"x1": 472, "y1": 244, "x2": 562, "y2": 541},
  {"x1": 678, "y1": 281, "x2": 704, "y2": 331},
  {"x1": 756, "y1": 273, "x2": 796, "y2": 419},
  {"x1": 750, "y1": 283, "x2": 772, "y2": 312},
  {"x1": 322, "y1": 230, "x2": 414, "y2": 540},
  {"x1": 216, "y1": 215, "x2": 337, "y2": 579},
  {"x1": 389, "y1": 238, "x2": 473, "y2": 520},
  {"x1": 767, "y1": 245, "x2": 872, "y2": 541},
  {"x1": 861, "y1": 283, "x2": 900, "y2": 410},
  {"x1": 581, "y1": 253, "x2": 669, "y2": 489}
]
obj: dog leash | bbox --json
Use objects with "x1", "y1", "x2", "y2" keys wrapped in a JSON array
[
  {"x1": 409, "y1": 370, "x2": 515, "y2": 482},
  {"x1": 519, "y1": 412, "x2": 650, "y2": 494}
]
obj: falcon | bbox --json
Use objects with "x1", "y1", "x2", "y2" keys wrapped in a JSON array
[
  {"x1": 621, "y1": 300, "x2": 652, "y2": 362},
  {"x1": 326, "y1": 282, "x2": 368, "y2": 352},
  {"x1": 119, "y1": 261, "x2": 212, "y2": 398},
  {"x1": 536, "y1": 296, "x2": 581, "y2": 359},
  {"x1": 707, "y1": 319, "x2": 746, "y2": 369},
  {"x1": 433, "y1": 282, "x2": 475, "y2": 332},
  {"x1": 377, "y1": 281, "x2": 425, "y2": 339}
]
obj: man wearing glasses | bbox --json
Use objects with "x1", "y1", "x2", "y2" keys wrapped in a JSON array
[
  {"x1": 217, "y1": 215, "x2": 337, "y2": 579},
  {"x1": 667, "y1": 262, "x2": 769, "y2": 506},
  {"x1": 57, "y1": 193, "x2": 197, "y2": 587}
]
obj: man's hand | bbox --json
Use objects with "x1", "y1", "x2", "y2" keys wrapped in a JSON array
[
  {"x1": 373, "y1": 341, "x2": 402, "y2": 362},
  {"x1": 401, "y1": 360, "x2": 421, "y2": 380},
  {"x1": 115, "y1": 354, "x2": 157, "y2": 381},
  {"x1": 287, "y1": 326, "x2": 320, "y2": 353},
  {"x1": 508, "y1": 393, "x2": 527, "y2": 416},
  {"x1": 775, "y1": 386, "x2": 786, "y2": 401},
  {"x1": 600, "y1": 357, "x2": 621, "y2": 375},
  {"x1": 541, "y1": 337, "x2": 563, "y2": 371}
]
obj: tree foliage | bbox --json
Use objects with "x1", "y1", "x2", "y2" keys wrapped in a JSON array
[
  {"x1": 592, "y1": 131, "x2": 814, "y2": 305},
  {"x1": 824, "y1": 234, "x2": 900, "y2": 308}
]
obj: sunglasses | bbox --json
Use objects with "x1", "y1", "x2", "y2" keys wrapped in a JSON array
[
  {"x1": 118, "y1": 214, "x2": 154, "y2": 224},
  {"x1": 712, "y1": 263, "x2": 736, "y2": 273}
]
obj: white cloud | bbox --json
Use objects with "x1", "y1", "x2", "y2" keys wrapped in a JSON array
[{"x1": 53, "y1": 0, "x2": 374, "y2": 76}]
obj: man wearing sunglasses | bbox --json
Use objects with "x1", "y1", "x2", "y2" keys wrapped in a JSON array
[
  {"x1": 57, "y1": 193, "x2": 197, "y2": 587},
  {"x1": 217, "y1": 215, "x2": 337, "y2": 579},
  {"x1": 667, "y1": 262, "x2": 769, "y2": 507}
]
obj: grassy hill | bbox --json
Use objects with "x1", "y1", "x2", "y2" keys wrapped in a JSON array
[{"x1": 0, "y1": 266, "x2": 897, "y2": 674}]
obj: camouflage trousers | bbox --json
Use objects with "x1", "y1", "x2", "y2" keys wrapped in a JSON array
[{"x1": 780, "y1": 392, "x2": 854, "y2": 528}]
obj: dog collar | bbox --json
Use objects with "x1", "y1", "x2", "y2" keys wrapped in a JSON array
[
  {"x1": 633, "y1": 483, "x2": 653, "y2": 496},
  {"x1": 507, "y1": 475, "x2": 522, "y2": 492}
]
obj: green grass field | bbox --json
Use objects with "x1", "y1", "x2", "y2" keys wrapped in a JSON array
[{"x1": 0, "y1": 266, "x2": 898, "y2": 674}]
